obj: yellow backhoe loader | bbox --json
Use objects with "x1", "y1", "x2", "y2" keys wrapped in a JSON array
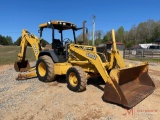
[
  {"x1": 14, "y1": 21, "x2": 84, "y2": 80},
  {"x1": 14, "y1": 20, "x2": 155, "y2": 108}
]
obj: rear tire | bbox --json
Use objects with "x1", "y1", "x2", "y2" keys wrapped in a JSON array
[
  {"x1": 36, "y1": 55, "x2": 56, "y2": 82},
  {"x1": 66, "y1": 66, "x2": 87, "y2": 92}
]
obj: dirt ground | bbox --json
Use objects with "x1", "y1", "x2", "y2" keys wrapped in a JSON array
[{"x1": 0, "y1": 60, "x2": 160, "y2": 120}]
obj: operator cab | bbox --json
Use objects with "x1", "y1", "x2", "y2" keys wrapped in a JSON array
[{"x1": 38, "y1": 20, "x2": 82, "y2": 62}]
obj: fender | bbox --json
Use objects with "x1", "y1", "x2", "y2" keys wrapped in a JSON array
[{"x1": 38, "y1": 50, "x2": 59, "y2": 62}]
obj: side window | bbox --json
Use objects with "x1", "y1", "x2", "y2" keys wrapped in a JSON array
[
  {"x1": 149, "y1": 45, "x2": 160, "y2": 49},
  {"x1": 149, "y1": 46, "x2": 155, "y2": 49}
]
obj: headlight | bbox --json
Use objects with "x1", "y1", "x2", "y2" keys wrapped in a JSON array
[
  {"x1": 63, "y1": 22, "x2": 66, "y2": 25},
  {"x1": 47, "y1": 21, "x2": 51, "y2": 25}
]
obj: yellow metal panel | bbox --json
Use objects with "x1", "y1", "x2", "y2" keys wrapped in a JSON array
[
  {"x1": 39, "y1": 23, "x2": 47, "y2": 28},
  {"x1": 54, "y1": 63, "x2": 72, "y2": 75},
  {"x1": 39, "y1": 20, "x2": 77, "y2": 28}
]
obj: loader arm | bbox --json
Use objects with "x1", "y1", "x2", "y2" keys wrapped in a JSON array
[
  {"x1": 108, "y1": 29, "x2": 126, "y2": 69},
  {"x1": 68, "y1": 44, "x2": 120, "y2": 94},
  {"x1": 14, "y1": 29, "x2": 41, "y2": 72}
]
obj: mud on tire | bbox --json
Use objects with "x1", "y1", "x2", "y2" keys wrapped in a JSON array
[
  {"x1": 36, "y1": 55, "x2": 56, "y2": 82},
  {"x1": 66, "y1": 66, "x2": 87, "y2": 92}
]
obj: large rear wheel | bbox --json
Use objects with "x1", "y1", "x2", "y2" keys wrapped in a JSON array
[
  {"x1": 36, "y1": 55, "x2": 56, "y2": 82},
  {"x1": 66, "y1": 66, "x2": 87, "y2": 92}
]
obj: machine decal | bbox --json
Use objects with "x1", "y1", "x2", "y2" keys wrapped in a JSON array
[
  {"x1": 86, "y1": 53, "x2": 96, "y2": 60},
  {"x1": 33, "y1": 44, "x2": 39, "y2": 55}
]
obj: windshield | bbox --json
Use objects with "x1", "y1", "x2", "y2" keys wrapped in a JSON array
[
  {"x1": 40, "y1": 28, "x2": 76, "y2": 45},
  {"x1": 148, "y1": 45, "x2": 160, "y2": 49}
]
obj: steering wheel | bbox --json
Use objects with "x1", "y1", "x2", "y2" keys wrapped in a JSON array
[{"x1": 63, "y1": 38, "x2": 72, "y2": 43}]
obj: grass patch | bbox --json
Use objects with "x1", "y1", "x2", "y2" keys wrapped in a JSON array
[
  {"x1": 0, "y1": 46, "x2": 36, "y2": 65},
  {"x1": 126, "y1": 57, "x2": 160, "y2": 63}
]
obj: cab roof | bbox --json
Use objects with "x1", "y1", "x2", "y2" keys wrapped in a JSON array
[{"x1": 39, "y1": 20, "x2": 77, "y2": 30}]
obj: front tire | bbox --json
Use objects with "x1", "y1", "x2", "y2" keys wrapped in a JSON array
[
  {"x1": 66, "y1": 66, "x2": 87, "y2": 92},
  {"x1": 36, "y1": 55, "x2": 56, "y2": 82}
]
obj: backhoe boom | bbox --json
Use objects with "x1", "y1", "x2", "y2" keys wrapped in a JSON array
[
  {"x1": 14, "y1": 29, "x2": 41, "y2": 79},
  {"x1": 17, "y1": 29, "x2": 41, "y2": 62}
]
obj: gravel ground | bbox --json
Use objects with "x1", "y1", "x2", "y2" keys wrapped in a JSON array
[{"x1": 0, "y1": 60, "x2": 160, "y2": 120}]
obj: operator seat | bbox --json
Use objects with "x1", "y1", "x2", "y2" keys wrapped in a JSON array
[{"x1": 52, "y1": 39, "x2": 64, "y2": 54}]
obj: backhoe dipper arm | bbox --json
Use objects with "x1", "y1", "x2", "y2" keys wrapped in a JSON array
[
  {"x1": 17, "y1": 29, "x2": 41, "y2": 61},
  {"x1": 14, "y1": 29, "x2": 41, "y2": 72}
]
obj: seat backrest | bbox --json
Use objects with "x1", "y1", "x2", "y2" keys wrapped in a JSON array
[{"x1": 52, "y1": 39, "x2": 63, "y2": 49}]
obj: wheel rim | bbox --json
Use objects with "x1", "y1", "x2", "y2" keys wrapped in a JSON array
[
  {"x1": 38, "y1": 62, "x2": 46, "y2": 77},
  {"x1": 69, "y1": 72, "x2": 78, "y2": 87}
]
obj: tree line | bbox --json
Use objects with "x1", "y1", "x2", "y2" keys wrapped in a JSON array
[
  {"x1": 0, "y1": 35, "x2": 49, "y2": 47},
  {"x1": 13, "y1": 36, "x2": 49, "y2": 47},
  {"x1": 1, "y1": 19, "x2": 160, "y2": 48},
  {"x1": 0, "y1": 35, "x2": 13, "y2": 45},
  {"x1": 77, "y1": 19, "x2": 160, "y2": 48}
]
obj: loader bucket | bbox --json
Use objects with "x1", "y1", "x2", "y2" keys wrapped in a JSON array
[
  {"x1": 103, "y1": 63, "x2": 155, "y2": 108},
  {"x1": 14, "y1": 60, "x2": 31, "y2": 72}
]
